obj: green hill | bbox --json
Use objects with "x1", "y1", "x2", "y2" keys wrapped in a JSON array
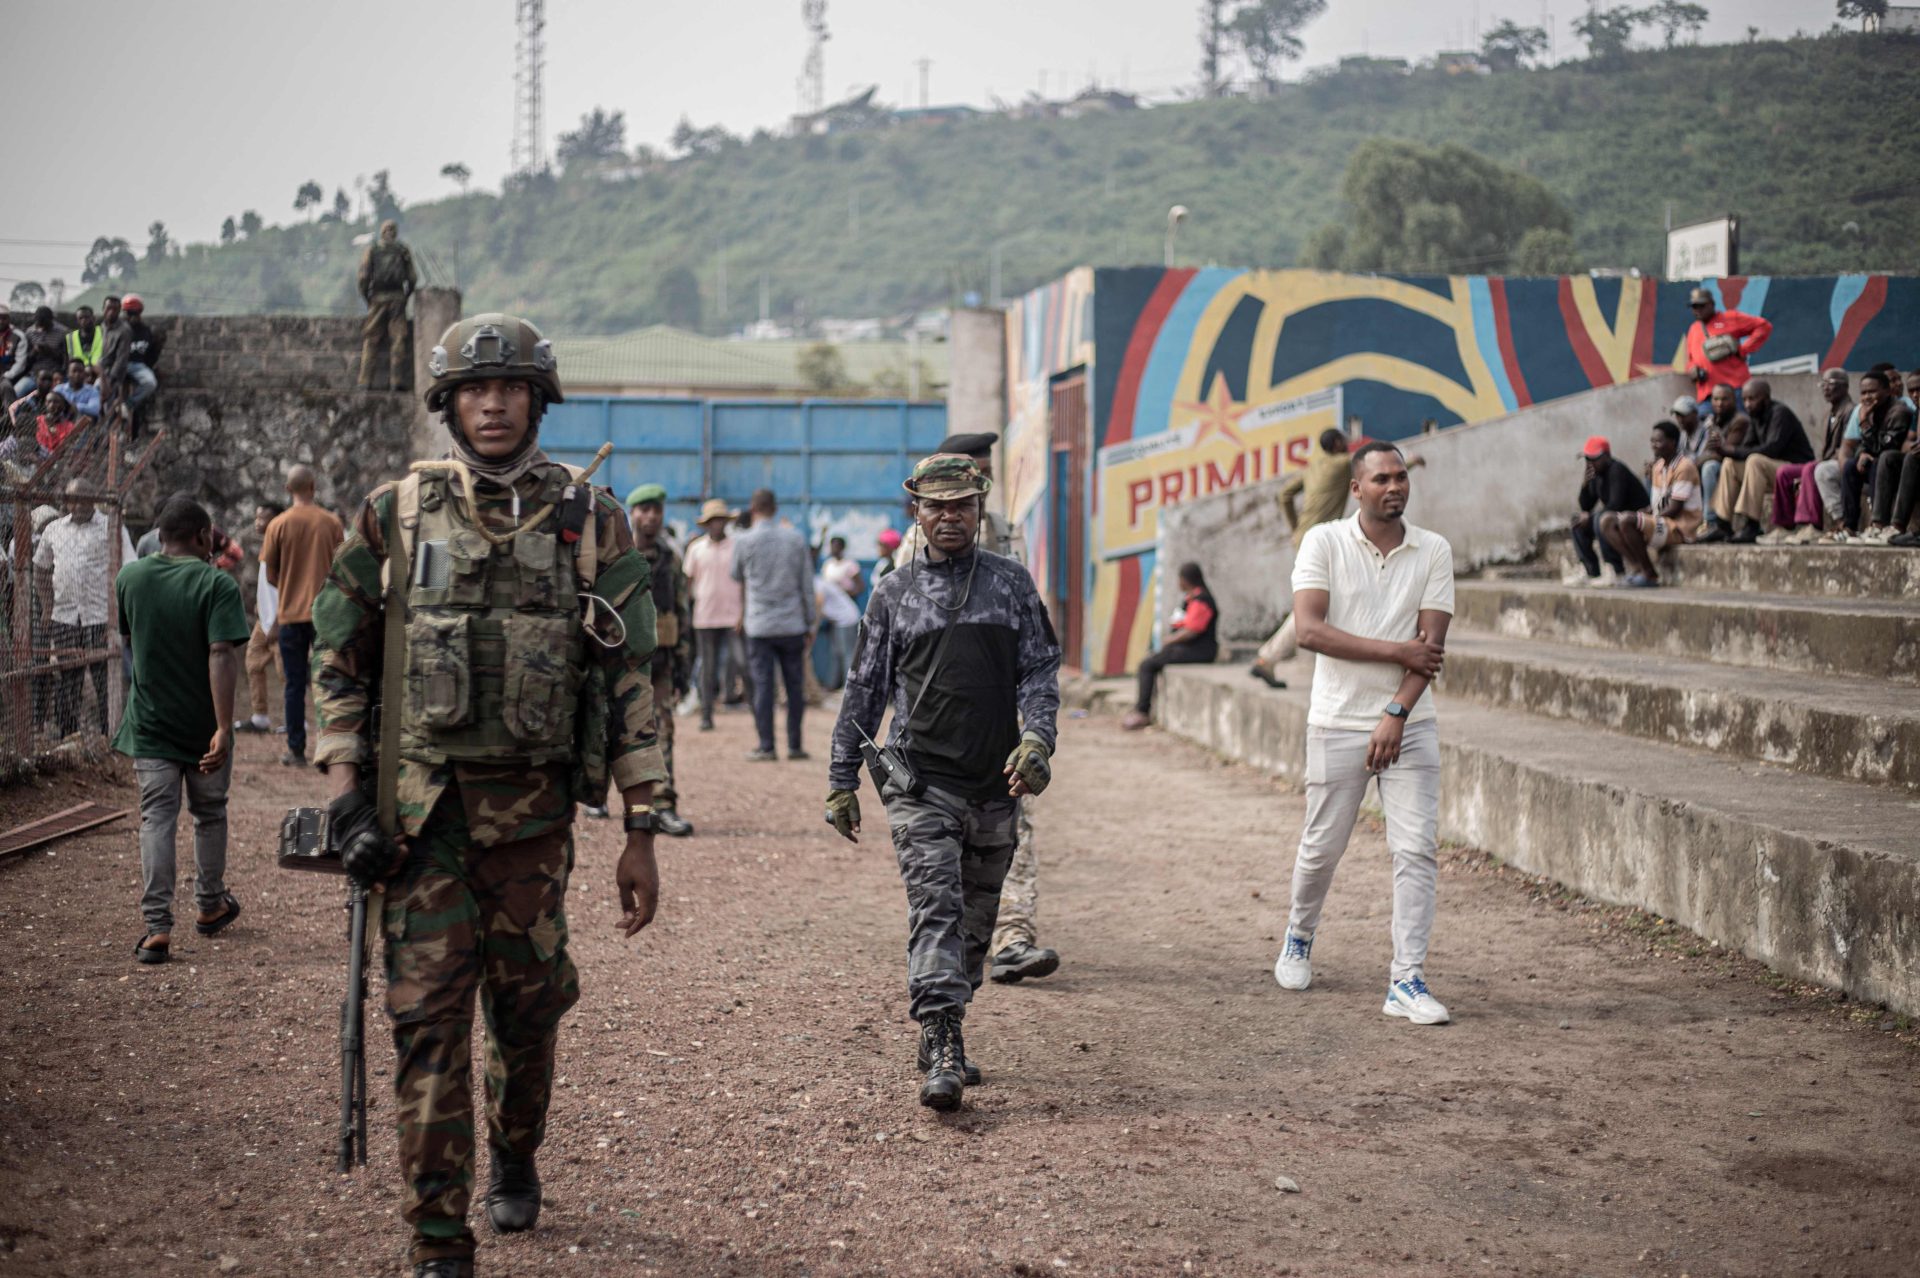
[{"x1": 87, "y1": 31, "x2": 1920, "y2": 332}]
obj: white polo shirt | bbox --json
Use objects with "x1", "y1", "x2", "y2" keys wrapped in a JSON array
[{"x1": 1291, "y1": 513, "x2": 1455, "y2": 732}]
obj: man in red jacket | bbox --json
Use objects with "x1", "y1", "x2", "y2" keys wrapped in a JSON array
[{"x1": 1685, "y1": 287, "x2": 1771, "y2": 413}]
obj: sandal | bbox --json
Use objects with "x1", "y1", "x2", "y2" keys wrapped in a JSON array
[
  {"x1": 134, "y1": 932, "x2": 171, "y2": 964},
  {"x1": 195, "y1": 892, "x2": 242, "y2": 937}
]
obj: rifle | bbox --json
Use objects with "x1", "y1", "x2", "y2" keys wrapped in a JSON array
[{"x1": 276, "y1": 488, "x2": 408, "y2": 1174}]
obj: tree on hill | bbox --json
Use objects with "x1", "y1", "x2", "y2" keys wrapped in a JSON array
[
  {"x1": 294, "y1": 179, "x2": 324, "y2": 221},
  {"x1": 239, "y1": 210, "x2": 264, "y2": 239},
  {"x1": 368, "y1": 171, "x2": 402, "y2": 223},
  {"x1": 1229, "y1": 0, "x2": 1328, "y2": 93},
  {"x1": 1198, "y1": 0, "x2": 1229, "y2": 97},
  {"x1": 670, "y1": 116, "x2": 740, "y2": 158},
  {"x1": 220, "y1": 216, "x2": 237, "y2": 244},
  {"x1": 1837, "y1": 0, "x2": 1887, "y2": 31},
  {"x1": 145, "y1": 221, "x2": 170, "y2": 265},
  {"x1": 798, "y1": 342, "x2": 855, "y2": 394},
  {"x1": 559, "y1": 108, "x2": 628, "y2": 173},
  {"x1": 654, "y1": 264, "x2": 702, "y2": 329},
  {"x1": 9, "y1": 282, "x2": 44, "y2": 310},
  {"x1": 440, "y1": 161, "x2": 472, "y2": 194},
  {"x1": 82, "y1": 237, "x2": 138, "y2": 285},
  {"x1": 1481, "y1": 19, "x2": 1549, "y2": 70},
  {"x1": 1510, "y1": 227, "x2": 1582, "y2": 275},
  {"x1": 47, "y1": 279, "x2": 67, "y2": 307},
  {"x1": 1302, "y1": 137, "x2": 1574, "y2": 274},
  {"x1": 1574, "y1": 5, "x2": 1647, "y2": 63},
  {"x1": 1646, "y1": 1, "x2": 1709, "y2": 47},
  {"x1": 330, "y1": 188, "x2": 351, "y2": 222}
]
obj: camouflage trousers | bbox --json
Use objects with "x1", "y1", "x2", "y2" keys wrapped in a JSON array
[
  {"x1": 988, "y1": 795, "x2": 1040, "y2": 953},
  {"x1": 883, "y1": 782, "x2": 1019, "y2": 1021},
  {"x1": 381, "y1": 803, "x2": 580, "y2": 1265},
  {"x1": 652, "y1": 669, "x2": 677, "y2": 808},
  {"x1": 359, "y1": 291, "x2": 409, "y2": 390}
]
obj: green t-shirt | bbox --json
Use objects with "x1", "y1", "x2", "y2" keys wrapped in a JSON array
[{"x1": 112, "y1": 555, "x2": 251, "y2": 764}]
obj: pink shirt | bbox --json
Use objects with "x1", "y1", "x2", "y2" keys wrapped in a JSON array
[{"x1": 685, "y1": 534, "x2": 744, "y2": 629}]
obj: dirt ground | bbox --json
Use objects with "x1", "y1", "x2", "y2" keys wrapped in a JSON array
[{"x1": 1, "y1": 700, "x2": 1916, "y2": 1278}]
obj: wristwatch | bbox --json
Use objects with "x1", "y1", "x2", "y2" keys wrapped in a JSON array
[
  {"x1": 1384, "y1": 702, "x2": 1409, "y2": 719},
  {"x1": 623, "y1": 809, "x2": 658, "y2": 833}
]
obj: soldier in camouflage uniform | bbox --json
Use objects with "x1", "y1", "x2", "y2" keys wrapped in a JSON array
[
  {"x1": 311, "y1": 313, "x2": 667, "y2": 1278},
  {"x1": 358, "y1": 220, "x2": 418, "y2": 391},
  {"x1": 893, "y1": 432, "x2": 1060, "y2": 987},
  {"x1": 625, "y1": 483, "x2": 694, "y2": 837},
  {"x1": 827, "y1": 454, "x2": 1062, "y2": 1111}
]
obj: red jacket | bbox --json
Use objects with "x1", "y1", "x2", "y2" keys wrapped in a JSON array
[{"x1": 1686, "y1": 310, "x2": 1772, "y2": 397}]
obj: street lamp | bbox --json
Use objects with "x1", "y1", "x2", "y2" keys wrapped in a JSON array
[{"x1": 1164, "y1": 204, "x2": 1189, "y2": 267}]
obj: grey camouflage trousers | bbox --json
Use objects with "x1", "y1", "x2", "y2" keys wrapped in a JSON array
[
  {"x1": 989, "y1": 796, "x2": 1040, "y2": 953},
  {"x1": 883, "y1": 782, "x2": 1019, "y2": 1020}
]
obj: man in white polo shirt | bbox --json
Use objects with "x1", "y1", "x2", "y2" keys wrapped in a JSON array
[{"x1": 1274, "y1": 441, "x2": 1455, "y2": 1025}]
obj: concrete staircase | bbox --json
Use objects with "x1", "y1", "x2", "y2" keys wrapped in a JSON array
[{"x1": 1155, "y1": 543, "x2": 1920, "y2": 1015}]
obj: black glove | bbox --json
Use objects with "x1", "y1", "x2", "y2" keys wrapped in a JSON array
[{"x1": 328, "y1": 788, "x2": 400, "y2": 887}]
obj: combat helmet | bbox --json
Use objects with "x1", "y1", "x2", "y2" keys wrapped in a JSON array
[{"x1": 424, "y1": 312, "x2": 565, "y2": 412}]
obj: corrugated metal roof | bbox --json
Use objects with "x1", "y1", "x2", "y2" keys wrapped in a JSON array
[{"x1": 551, "y1": 325, "x2": 949, "y2": 393}]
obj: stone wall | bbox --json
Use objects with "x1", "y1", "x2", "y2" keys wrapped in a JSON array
[{"x1": 158, "y1": 314, "x2": 406, "y2": 393}]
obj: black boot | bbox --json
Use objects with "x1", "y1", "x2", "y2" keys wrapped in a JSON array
[
  {"x1": 654, "y1": 807, "x2": 694, "y2": 837},
  {"x1": 485, "y1": 1151, "x2": 541, "y2": 1233},
  {"x1": 917, "y1": 1032, "x2": 983, "y2": 1085},
  {"x1": 917, "y1": 1011, "x2": 966, "y2": 1111},
  {"x1": 989, "y1": 940, "x2": 1060, "y2": 984},
  {"x1": 413, "y1": 1261, "x2": 473, "y2": 1278}
]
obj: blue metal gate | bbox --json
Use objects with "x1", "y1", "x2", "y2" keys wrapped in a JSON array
[{"x1": 540, "y1": 396, "x2": 949, "y2": 557}]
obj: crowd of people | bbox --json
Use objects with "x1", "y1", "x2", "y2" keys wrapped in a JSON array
[{"x1": 0, "y1": 297, "x2": 163, "y2": 479}]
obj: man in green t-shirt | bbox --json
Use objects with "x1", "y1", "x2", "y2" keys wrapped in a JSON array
[{"x1": 113, "y1": 496, "x2": 251, "y2": 965}]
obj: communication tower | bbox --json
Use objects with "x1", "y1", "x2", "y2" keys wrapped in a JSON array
[
  {"x1": 799, "y1": 1, "x2": 829, "y2": 115},
  {"x1": 512, "y1": 0, "x2": 548, "y2": 175}
]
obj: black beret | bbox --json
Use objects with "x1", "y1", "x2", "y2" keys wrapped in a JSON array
[{"x1": 935, "y1": 431, "x2": 999, "y2": 457}]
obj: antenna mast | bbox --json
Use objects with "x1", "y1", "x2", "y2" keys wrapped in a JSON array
[
  {"x1": 799, "y1": 1, "x2": 829, "y2": 115},
  {"x1": 513, "y1": 0, "x2": 548, "y2": 175}
]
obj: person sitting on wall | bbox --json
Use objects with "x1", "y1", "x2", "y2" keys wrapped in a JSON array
[
  {"x1": 1598, "y1": 421, "x2": 1701, "y2": 587},
  {"x1": 1247, "y1": 430, "x2": 1352, "y2": 690},
  {"x1": 1122, "y1": 562, "x2": 1220, "y2": 731},
  {"x1": 1670, "y1": 396, "x2": 1710, "y2": 464},
  {"x1": 1694, "y1": 383, "x2": 1748, "y2": 539},
  {"x1": 1765, "y1": 369, "x2": 1852, "y2": 545},
  {"x1": 1570, "y1": 435, "x2": 1648, "y2": 585},
  {"x1": 1683, "y1": 286, "x2": 1771, "y2": 415},
  {"x1": 1698, "y1": 378, "x2": 1809, "y2": 544}
]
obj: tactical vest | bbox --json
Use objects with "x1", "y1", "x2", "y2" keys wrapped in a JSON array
[
  {"x1": 391, "y1": 465, "x2": 592, "y2": 768},
  {"x1": 368, "y1": 244, "x2": 411, "y2": 293}
]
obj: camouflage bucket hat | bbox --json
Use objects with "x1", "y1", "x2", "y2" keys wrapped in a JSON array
[
  {"x1": 425, "y1": 312, "x2": 565, "y2": 411},
  {"x1": 903, "y1": 453, "x2": 992, "y2": 500}
]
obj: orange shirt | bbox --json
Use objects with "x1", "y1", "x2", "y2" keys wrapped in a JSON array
[{"x1": 261, "y1": 503, "x2": 345, "y2": 623}]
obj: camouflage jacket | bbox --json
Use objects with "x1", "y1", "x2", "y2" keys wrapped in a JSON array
[
  {"x1": 829, "y1": 546, "x2": 1061, "y2": 801},
  {"x1": 641, "y1": 539, "x2": 693, "y2": 689},
  {"x1": 311, "y1": 460, "x2": 666, "y2": 847}
]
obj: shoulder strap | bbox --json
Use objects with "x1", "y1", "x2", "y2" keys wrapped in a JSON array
[
  {"x1": 376, "y1": 492, "x2": 407, "y2": 840},
  {"x1": 565, "y1": 465, "x2": 600, "y2": 588},
  {"x1": 378, "y1": 473, "x2": 424, "y2": 591}
]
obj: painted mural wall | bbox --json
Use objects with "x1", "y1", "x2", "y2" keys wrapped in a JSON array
[{"x1": 1003, "y1": 266, "x2": 1920, "y2": 675}]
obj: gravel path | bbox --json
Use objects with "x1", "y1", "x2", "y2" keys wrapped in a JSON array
[{"x1": 1, "y1": 704, "x2": 1915, "y2": 1277}]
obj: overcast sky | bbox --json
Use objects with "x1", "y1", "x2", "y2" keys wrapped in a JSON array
[{"x1": 1, "y1": 0, "x2": 1841, "y2": 291}]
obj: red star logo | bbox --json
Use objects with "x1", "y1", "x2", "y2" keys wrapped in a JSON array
[{"x1": 1175, "y1": 373, "x2": 1246, "y2": 448}]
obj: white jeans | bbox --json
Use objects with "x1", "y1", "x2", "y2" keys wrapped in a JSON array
[{"x1": 1287, "y1": 720, "x2": 1441, "y2": 982}]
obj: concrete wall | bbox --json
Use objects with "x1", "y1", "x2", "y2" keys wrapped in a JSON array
[
  {"x1": 1161, "y1": 371, "x2": 1826, "y2": 645},
  {"x1": 949, "y1": 306, "x2": 1008, "y2": 459}
]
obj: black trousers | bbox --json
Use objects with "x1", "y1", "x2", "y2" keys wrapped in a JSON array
[
  {"x1": 1571, "y1": 511, "x2": 1624, "y2": 578},
  {"x1": 1871, "y1": 451, "x2": 1920, "y2": 530},
  {"x1": 1135, "y1": 642, "x2": 1218, "y2": 713},
  {"x1": 748, "y1": 633, "x2": 807, "y2": 753}
]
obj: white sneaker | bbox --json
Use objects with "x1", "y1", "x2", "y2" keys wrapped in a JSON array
[
  {"x1": 1757, "y1": 527, "x2": 1790, "y2": 546},
  {"x1": 1787, "y1": 525, "x2": 1819, "y2": 545},
  {"x1": 1274, "y1": 931, "x2": 1313, "y2": 990},
  {"x1": 1383, "y1": 976, "x2": 1451, "y2": 1025},
  {"x1": 1864, "y1": 526, "x2": 1895, "y2": 545}
]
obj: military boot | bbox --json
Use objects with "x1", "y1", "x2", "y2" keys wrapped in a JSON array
[
  {"x1": 917, "y1": 1010, "x2": 967, "y2": 1112},
  {"x1": 916, "y1": 1033, "x2": 982, "y2": 1085},
  {"x1": 485, "y1": 1151, "x2": 541, "y2": 1233},
  {"x1": 413, "y1": 1261, "x2": 473, "y2": 1278}
]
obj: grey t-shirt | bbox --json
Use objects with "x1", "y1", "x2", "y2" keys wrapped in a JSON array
[{"x1": 729, "y1": 520, "x2": 817, "y2": 639}]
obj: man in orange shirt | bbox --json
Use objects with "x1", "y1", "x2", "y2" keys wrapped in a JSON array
[
  {"x1": 1684, "y1": 287, "x2": 1771, "y2": 414},
  {"x1": 260, "y1": 464, "x2": 344, "y2": 766}
]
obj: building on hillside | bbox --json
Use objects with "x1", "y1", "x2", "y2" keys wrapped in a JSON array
[
  {"x1": 1885, "y1": 7, "x2": 1920, "y2": 33},
  {"x1": 551, "y1": 324, "x2": 948, "y2": 399},
  {"x1": 790, "y1": 87, "x2": 890, "y2": 135},
  {"x1": 990, "y1": 266, "x2": 1920, "y2": 675},
  {"x1": 1430, "y1": 50, "x2": 1490, "y2": 75},
  {"x1": 893, "y1": 104, "x2": 982, "y2": 125}
]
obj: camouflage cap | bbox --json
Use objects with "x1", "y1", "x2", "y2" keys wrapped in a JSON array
[
  {"x1": 903, "y1": 453, "x2": 992, "y2": 500},
  {"x1": 425, "y1": 312, "x2": 564, "y2": 412}
]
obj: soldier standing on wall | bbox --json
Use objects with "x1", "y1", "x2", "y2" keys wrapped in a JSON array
[
  {"x1": 625, "y1": 483, "x2": 695, "y2": 837},
  {"x1": 357, "y1": 220, "x2": 418, "y2": 391},
  {"x1": 310, "y1": 313, "x2": 667, "y2": 1278},
  {"x1": 892, "y1": 432, "x2": 1061, "y2": 985},
  {"x1": 827, "y1": 454, "x2": 1062, "y2": 1111}
]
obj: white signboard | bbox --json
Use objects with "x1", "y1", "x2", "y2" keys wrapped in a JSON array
[{"x1": 1666, "y1": 216, "x2": 1738, "y2": 280}]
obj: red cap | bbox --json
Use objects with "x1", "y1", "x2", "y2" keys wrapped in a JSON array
[
  {"x1": 877, "y1": 528, "x2": 902, "y2": 549},
  {"x1": 122, "y1": 294, "x2": 144, "y2": 313},
  {"x1": 1581, "y1": 435, "x2": 1610, "y2": 459}
]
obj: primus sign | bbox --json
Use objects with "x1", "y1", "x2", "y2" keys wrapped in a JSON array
[
  {"x1": 1098, "y1": 384, "x2": 1341, "y2": 560},
  {"x1": 1665, "y1": 216, "x2": 1739, "y2": 281}
]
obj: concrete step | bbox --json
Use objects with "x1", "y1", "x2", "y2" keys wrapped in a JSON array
[
  {"x1": 1453, "y1": 579, "x2": 1920, "y2": 685},
  {"x1": 1156, "y1": 664, "x2": 1920, "y2": 1016},
  {"x1": 1444, "y1": 633, "x2": 1920, "y2": 791},
  {"x1": 1658, "y1": 544, "x2": 1920, "y2": 602}
]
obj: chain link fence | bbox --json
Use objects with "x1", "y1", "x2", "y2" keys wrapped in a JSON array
[{"x1": 2, "y1": 402, "x2": 162, "y2": 780}]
